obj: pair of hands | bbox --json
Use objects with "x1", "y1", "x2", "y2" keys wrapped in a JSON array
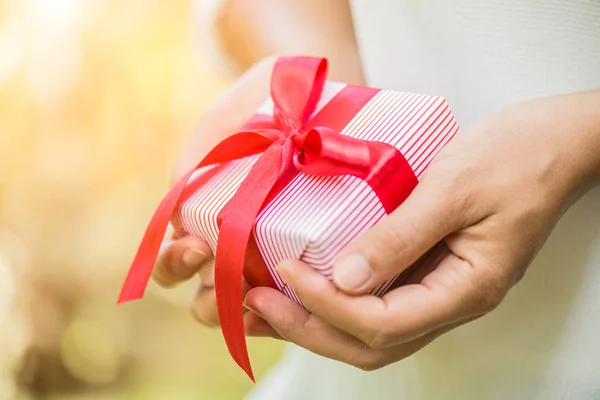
[{"x1": 152, "y1": 58, "x2": 600, "y2": 371}]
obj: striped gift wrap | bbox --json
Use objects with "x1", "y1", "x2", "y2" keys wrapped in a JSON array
[{"x1": 172, "y1": 82, "x2": 459, "y2": 305}]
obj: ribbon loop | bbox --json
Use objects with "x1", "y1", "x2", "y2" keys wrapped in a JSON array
[
  {"x1": 293, "y1": 127, "x2": 372, "y2": 178},
  {"x1": 271, "y1": 57, "x2": 327, "y2": 131}
]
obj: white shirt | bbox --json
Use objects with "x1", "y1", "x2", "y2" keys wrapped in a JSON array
[{"x1": 248, "y1": 1, "x2": 600, "y2": 399}]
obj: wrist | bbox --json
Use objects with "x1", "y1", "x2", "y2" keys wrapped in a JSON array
[
  {"x1": 544, "y1": 90, "x2": 600, "y2": 204},
  {"x1": 564, "y1": 91, "x2": 600, "y2": 193}
]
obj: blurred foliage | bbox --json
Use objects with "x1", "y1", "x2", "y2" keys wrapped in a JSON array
[{"x1": 0, "y1": 0, "x2": 284, "y2": 399}]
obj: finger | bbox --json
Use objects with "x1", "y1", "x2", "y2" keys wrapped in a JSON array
[
  {"x1": 332, "y1": 175, "x2": 473, "y2": 295},
  {"x1": 278, "y1": 255, "x2": 489, "y2": 350},
  {"x1": 191, "y1": 280, "x2": 252, "y2": 327},
  {"x1": 152, "y1": 235, "x2": 212, "y2": 288},
  {"x1": 245, "y1": 286, "x2": 375, "y2": 364},
  {"x1": 244, "y1": 286, "x2": 459, "y2": 371},
  {"x1": 197, "y1": 257, "x2": 215, "y2": 288},
  {"x1": 244, "y1": 311, "x2": 284, "y2": 340},
  {"x1": 190, "y1": 287, "x2": 219, "y2": 327}
]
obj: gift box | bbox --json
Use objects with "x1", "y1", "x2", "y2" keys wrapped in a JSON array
[{"x1": 119, "y1": 57, "x2": 459, "y2": 380}]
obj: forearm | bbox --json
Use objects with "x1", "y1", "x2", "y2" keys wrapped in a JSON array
[{"x1": 216, "y1": 0, "x2": 365, "y2": 84}]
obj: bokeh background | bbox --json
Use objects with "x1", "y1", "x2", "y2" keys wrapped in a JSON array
[{"x1": 0, "y1": 0, "x2": 284, "y2": 398}]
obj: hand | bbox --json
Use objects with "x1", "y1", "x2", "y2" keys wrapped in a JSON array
[
  {"x1": 152, "y1": 57, "x2": 280, "y2": 333},
  {"x1": 244, "y1": 91, "x2": 600, "y2": 370}
]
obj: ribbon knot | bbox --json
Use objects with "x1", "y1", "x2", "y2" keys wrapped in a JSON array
[{"x1": 118, "y1": 56, "x2": 419, "y2": 381}]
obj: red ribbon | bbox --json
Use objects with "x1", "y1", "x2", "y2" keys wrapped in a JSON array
[{"x1": 118, "y1": 57, "x2": 418, "y2": 380}]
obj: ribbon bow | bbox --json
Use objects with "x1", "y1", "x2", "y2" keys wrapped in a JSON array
[{"x1": 118, "y1": 57, "x2": 418, "y2": 380}]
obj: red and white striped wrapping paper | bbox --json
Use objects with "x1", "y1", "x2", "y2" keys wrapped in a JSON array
[{"x1": 172, "y1": 82, "x2": 459, "y2": 303}]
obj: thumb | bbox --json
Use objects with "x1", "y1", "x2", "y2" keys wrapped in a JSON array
[{"x1": 332, "y1": 178, "x2": 466, "y2": 294}]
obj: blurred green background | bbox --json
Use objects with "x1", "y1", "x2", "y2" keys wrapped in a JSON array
[{"x1": 0, "y1": 0, "x2": 284, "y2": 398}]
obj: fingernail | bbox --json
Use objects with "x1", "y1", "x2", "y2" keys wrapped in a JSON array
[
  {"x1": 244, "y1": 303, "x2": 264, "y2": 318},
  {"x1": 333, "y1": 254, "x2": 372, "y2": 292},
  {"x1": 183, "y1": 248, "x2": 207, "y2": 269}
]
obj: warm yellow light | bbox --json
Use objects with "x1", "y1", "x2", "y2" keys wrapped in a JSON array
[
  {"x1": 0, "y1": 20, "x2": 21, "y2": 84},
  {"x1": 31, "y1": 0, "x2": 82, "y2": 25}
]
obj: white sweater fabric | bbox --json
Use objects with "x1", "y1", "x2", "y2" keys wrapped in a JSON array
[{"x1": 246, "y1": 1, "x2": 600, "y2": 399}]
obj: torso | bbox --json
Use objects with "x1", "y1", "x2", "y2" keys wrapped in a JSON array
[{"x1": 351, "y1": 0, "x2": 600, "y2": 127}]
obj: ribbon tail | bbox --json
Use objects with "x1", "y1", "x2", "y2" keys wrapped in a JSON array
[
  {"x1": 118, "y1": 131, "x2": 277, "y2": 304},
  {"x1": 118, "y1": 169, "x2": 193, "y2": 303},
  {"x1": 215, "y1": 141, "x2": 292, "y2": 381}
]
